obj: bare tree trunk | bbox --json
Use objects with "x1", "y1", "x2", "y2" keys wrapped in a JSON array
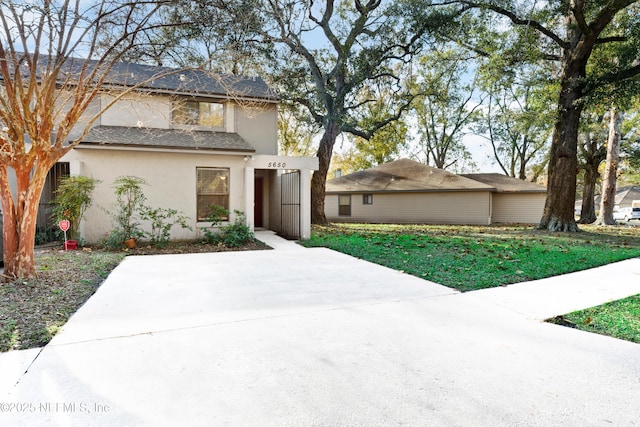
[
  {"x1": 595, "y1": 108, "x2": 622, "y2": 225},
  {"x1": 311, "y1": 122, "x2": 340, "y2": 224},
  {"x1": 578, "y1": 166, "x2": 599, "y2": 224},
  {"x1": 537, "y1": 76, "x2": 583, "y2": 232}
]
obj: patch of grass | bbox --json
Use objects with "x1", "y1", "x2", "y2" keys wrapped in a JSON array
[
  {"x1": 548, "y1": 295, "x2": 640, "y2": 343},
  {"x1": 0, "y1": 250, "x2": 125, "y2": 351},
  {"x1": 302, "y1": 224, "x2": 640, "y2": 292}
]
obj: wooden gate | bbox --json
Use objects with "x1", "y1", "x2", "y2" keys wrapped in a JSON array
[{"x1": 280, "y1": 171, "x2": 300, "y2": 239}]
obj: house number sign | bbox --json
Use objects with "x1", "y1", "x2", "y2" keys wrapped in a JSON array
[{"x1": 267, "y1": 162, "x2": 286, "y2": 169}]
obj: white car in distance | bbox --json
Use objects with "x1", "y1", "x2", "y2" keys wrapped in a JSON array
[{"x1": 613, "y1": 206, "x2": 640, "y2": 222}]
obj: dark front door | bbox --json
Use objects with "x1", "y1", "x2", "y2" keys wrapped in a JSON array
[{"x1": 254, "y1": 177, "x2": 263, "y2": 227}]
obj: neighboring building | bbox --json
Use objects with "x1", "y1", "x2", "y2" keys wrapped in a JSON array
[
  {"x1": 325, "y1": 159, "x2": 546, "y2": 225},
  {"x1": 575, "y1": 185, "x2": 640, "y2": 215},
  {"x1": 460, "y1": 173, "x2": 548, "y2": 224},
  {"x1": 49, "y1": 61, "x2": 318, "y2": 242},
  {"x1": 594, "y1": 185, "x2": 640, "y2": 210}
]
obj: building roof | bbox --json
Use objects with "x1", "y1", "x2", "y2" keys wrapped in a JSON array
[
  {"x1": 77, "y1": 126, "x2": 255, "y2": 153},
  {"x1": 17, "y1": 55, "x2": 277, "y2": 101},
  {"x1": 326, "y1": 159, "x2": 495, "y2": 193},
  {"x1": 102, "y1": 61, "x2": 277, "y2": 101},
  {"x1": 460, "y1": 173, "x2": 546, "y2": 193},
  {"x1": 615, "y1": 185, "x2": 640, "y2": 205},
  {"x1": 593, "y1": 185, "x2": 640, "y2": 207}
]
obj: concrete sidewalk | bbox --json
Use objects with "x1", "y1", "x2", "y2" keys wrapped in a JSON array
[{"x1": 1, "y1": 231, "x2": 639, "y2": 426}]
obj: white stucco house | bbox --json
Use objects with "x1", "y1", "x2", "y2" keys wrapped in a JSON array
[
  {"x1": 47, "y1": 61, "x2": 318, "y2": 242},
  {"x1": 325, "y1": 159, "x2": 546, "y2": 225}
]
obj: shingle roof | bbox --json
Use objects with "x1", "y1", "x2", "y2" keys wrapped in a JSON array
[
  {"x1": 102, "y1": 61, "x2": 277, "y2": 101},
  {"x1": 460, "y1": 173, "x2": 546, "y2": 193},
  {"x1": 22, "y1": 55, "x2": 277, "y2": 101},
  {"x1": 593, "y1": 185, "x2": 640, "y2": 205},
  {"x1": 326, "y1": 159, "x2": 494, "y2": 193},
  {"x1": 78, "y1": 126, "x2": 255, "y2": 153}
]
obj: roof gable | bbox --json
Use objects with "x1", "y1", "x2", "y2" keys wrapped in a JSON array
[{"x1": 326, "y1": 159, "x2": 494, "y2": 193}]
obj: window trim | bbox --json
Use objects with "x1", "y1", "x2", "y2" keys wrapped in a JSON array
[
  {"x1": 362, "y1": 194, "x2": 373, "y2": 205},
  {"x1": 172, "y1": 98, "x2": 226, "y2": 130},
  {"x1": 196, "y1": 167, "x2": 230, "y2": 222}
]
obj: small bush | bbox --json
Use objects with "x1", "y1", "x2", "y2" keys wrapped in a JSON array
[
  {"x1": 221, "y1": 211, "x2": 254, "y2": 247},
  {"x1": 35, "y1": 226, "x2": 61, "y2": 245},
  {"x1": 111, "y1": 176, "x2": 148, "y2": 241},
  {"x1": 202, "y1": 207, "x2": 254, "y2": 247},
  {"x1": 51, "y1": 175, "x2": 100, "y2": 241},
  {"x1": 140, "y1": 206, "x2": 192, "y2": 247}
]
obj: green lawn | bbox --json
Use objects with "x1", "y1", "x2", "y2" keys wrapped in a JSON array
[
  {"x1": 549, "y1": 295, "x2": 640, "y2": 343},
  {"x1": 302, "y1": 223, "x2": 640, "y2": 343},
  {"x1": 302, "y1": 223, "x2": 640, "y2": 292}
]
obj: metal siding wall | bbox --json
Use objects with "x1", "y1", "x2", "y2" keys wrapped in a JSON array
[
  {"x1": 326, "y1": 192, "x2": 491, "y2": 224},
  {"x1": 492, "y1": 193, "x2": 546, "y2": 223}
]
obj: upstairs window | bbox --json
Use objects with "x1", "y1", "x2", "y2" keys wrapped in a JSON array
[{"x1": 174, "y1": 100, "x2": 225, "y2": 128}]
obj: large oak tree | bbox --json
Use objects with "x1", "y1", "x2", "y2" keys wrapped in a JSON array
[
  {"x1": 442, "y1": 0, "x2": 640, "y2": 231},
  {"x1": 190, "y1": 0, "x2": 447, "y2": 223}
]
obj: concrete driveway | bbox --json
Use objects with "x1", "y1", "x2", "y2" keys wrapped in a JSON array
[{"x1": 2, "y1": 231, "x2": 640, "y2": 426}]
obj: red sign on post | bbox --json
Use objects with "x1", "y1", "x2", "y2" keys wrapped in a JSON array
[{"x1": 59, "y1": 220, "x2": 70, "y2": 232}]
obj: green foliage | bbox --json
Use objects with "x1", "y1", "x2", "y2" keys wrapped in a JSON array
[
  {"x1": 110, "y1": 176, "x2": 148, "y2": 242},
  {"x1": 278, "y1": 102, "x2": 319, "y2": 156},
  {"x1": 140, "y1": 206, "x2": 192, "y2": 247},
  {"x1": 221, "y1": 211, "x2": 254, "y2": 247},
  {"x1": 51, "y1": 175, "x2": 100, "y2": 241},
  {"x1": 102, "y1": 229, "x2": 129, "y2": 250},
  {"x1": 302, "y1": 224, "x2": 640, "y2": 292},
  {"x1": 106, "y1": 176, "x2": 194, "y2": 248},
  {"x1": 0, "y1": 319, "x2": 17, "y2": 352},
  {"x1": 550, "y1": 295, "x2": 640, "y2": 343},
  {"x1": 409, "y1": 45, "x2": 482, "y2": 171},
  {"x1": 475, "y1": 60, "x2": 556, "y2": 180},
  {"x1": 34, "y1": 226, "x2": 61, "y2": 245},
  {"x1": 202, "y1": 207, "x2": 254, "y2": 247},
  {"x1": 333, "y1": 87, "x2": 410, "y2": 174}
]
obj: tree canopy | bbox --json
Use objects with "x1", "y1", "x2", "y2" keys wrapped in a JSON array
[{"x1": 438, "y1": 0, "x2": 640, "y2": 231}]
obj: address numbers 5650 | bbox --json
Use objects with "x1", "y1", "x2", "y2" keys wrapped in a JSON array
[{"x1": 267, "y1": 162, "x2": 286, "y2": 168}]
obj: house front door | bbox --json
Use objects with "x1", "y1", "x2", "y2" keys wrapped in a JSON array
[{"x1": 254, "y1": 176, "x2": 263, "y2": 227}]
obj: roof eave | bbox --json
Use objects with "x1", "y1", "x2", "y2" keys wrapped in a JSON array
[{"x1": 75, "y1": 142, "x2": 256, "y2": 155}]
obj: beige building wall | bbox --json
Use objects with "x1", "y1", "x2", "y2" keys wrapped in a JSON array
[
  {"x1": 236, "y1": 104, "x2": 278, "y2": 155},
  {"x1": 325, "y1": 192, "x2": 492, "y2": 225},
  {"x1": 62, "y1": 148, "x2": 250, "y2": 243},
  {"x1": 99, "y1": 93, "x2": 171, "y2": 128},
  {"x1": 491, "y1": 193, "x2": 546, "y2": 224},
  {"x1": 68, "y1": 94, "x2": 278, "y2": 156}
]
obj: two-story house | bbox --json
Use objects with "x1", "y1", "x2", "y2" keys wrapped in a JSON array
[{"x1": 56, "y1": 62, "x2": 318, "y2": 243}]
